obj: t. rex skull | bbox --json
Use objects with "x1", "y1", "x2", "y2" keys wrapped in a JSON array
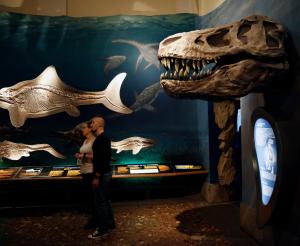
[{"x1": 157, "y1": 15, "x2": 290, "y2": 99}]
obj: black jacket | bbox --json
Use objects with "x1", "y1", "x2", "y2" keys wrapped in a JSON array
[{"x1": 92, "y1": 132, "x2": 111, "y2": 176}]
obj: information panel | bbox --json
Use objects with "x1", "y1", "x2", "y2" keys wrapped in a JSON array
[{"x1": 254, "y1": 118, "x2": 277, "y2": 205}]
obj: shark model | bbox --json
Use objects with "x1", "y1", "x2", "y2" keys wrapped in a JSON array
[
  {"x1": 0, "y1": 140, "x2": 65, "y2": 161},
  {"x1": 0, "y1": 66, "x2": 132, "y2": 128},
  {"x1": 104, "y1": 55, "x2": 126, "y2": 75},
  {"x1": 111, "y1": 137, "x2": 155, "y2": 155},
  {"x1": 112, "y1": 39, "x2": 160, "y2": 71}
]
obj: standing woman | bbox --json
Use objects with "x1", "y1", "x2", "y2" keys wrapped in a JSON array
[{"x1": 75, "y1": 122, "x2": 97, "y2": 229}]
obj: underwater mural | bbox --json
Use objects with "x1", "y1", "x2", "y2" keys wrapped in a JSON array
[{"x1": 0, "y1": 12, "x2": 209, "y2": 167}]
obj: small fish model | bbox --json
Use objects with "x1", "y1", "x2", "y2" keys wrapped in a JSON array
[
  {"x1": 0, "y1": 140, "x2": 65, "y2": 161},
  {"x1": 111, "y1": 137, "x2": 155, "y2": 155},
  {"x1": 108, "y1": 82, "x2": 162, "y2": 119},
  {"x1": 130, "y1": 82, "x2": 162, "y2": 112},
  {"x1": 112, "y1": 39, "x2": 160, "y2": 71},
  {"x1": 0, "y1": 66, "x2": 132, "y2": 128},
  {"x1": 104, "y1": 55, "x2": 126, "y2": 75}
]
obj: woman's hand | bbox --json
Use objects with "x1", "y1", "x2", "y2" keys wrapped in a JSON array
[
  {"x1": 75, "y1": 153, "x2": 82, "y2": 159},
  {"x1": 92, "y1": 177, "x2": 99, "y2": 189}
]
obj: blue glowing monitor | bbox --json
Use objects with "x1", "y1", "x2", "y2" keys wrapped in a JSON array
[
  {"x1": 237, "y1": 109, "x2": 241, "y2": 131},
  {"x1": 254, "y1": 118, "x2": 277, "y2": 205}
]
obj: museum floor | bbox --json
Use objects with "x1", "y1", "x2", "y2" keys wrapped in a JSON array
[{"x1": 0, "y1": 194, "x2": 257, "y2": 246}]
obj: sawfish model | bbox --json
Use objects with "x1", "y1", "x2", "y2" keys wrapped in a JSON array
[
  {"x1": 111, "y1": 137, "x2": 155, "y2": 155},
  {"x1": 0, "y1": 140, "x2": 65, "y2": 161},
  {"x1": 112, "y1": 39, "x2": 160, "y2": 71},
  {"x1": 0, "y1": 66, "x2": 132, "y2": 128}
]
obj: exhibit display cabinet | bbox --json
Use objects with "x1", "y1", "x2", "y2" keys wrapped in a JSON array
[{"x1": 0, "y1": 163, "x2": 207, "y2": 180}]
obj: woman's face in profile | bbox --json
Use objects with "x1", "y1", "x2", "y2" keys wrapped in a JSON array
[{"x1": 81, "y1": 124, "x2": 91, "y2": 137}]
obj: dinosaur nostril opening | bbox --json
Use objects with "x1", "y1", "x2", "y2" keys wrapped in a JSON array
[{"x1": 162, "y1": 36, "x2": 182, "y2": 46}]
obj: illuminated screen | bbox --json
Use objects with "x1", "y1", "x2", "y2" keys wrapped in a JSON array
[
  {"x1": 236, "y1": 109, "x2": 241, "y2": 131},
  {"x1": 254, "y1": 118, "x2": 277, "y2": 205}
]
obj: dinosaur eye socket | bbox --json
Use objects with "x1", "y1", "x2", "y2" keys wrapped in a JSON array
[
  {"x1": 237, "y1": 20, "x2": 254, "y2": 44},
  {"x1": 162, "y1": 36, "x2": 181, "y2": 46},
  {"x1": 206, "y1": 28, "x2": 230, "y2": 47},
  {"x1": 263, "y1": 21, "x2": 281, "y2": 47}
]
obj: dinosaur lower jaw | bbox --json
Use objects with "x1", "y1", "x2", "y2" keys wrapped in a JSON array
[
  {"x1": 160, "y1": 58, "x2": 289, "y2": 99},
  {"x1": 158, "y1": 54, "x2": 287, "y2": 83}
]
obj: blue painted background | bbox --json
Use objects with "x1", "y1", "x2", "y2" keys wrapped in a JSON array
[{"x1": 0, "y1": 13, "x2": 209, "y2": 167}]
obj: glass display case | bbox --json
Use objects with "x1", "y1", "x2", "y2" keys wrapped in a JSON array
[
  {"x1": 174, "y1": 165, "x2": 204, "y2": 171},
  {"x1": 0, "y1": 163, "x2": 207, "y2": 180},
  {"x1": 113, "y1": 163, "x2": 206, "y2": 178},
  {"x1": 0, "y1": 167, "x2": 20, "y2": 180},
  {"x1": 17, "y1": 167, "x2": 44, "y2": 178}
]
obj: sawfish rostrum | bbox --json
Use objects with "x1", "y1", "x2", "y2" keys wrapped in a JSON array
[
  {"x1": 0, "y1": 66, "x2": 132, "y2": 127},
  {"x1": 0, "y1": 140, "x2": 65, "y2": 161}
]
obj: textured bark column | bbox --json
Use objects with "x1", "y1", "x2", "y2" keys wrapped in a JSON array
[{"x1": 213, "y1": 100, "x2": 236, "y2": 185}]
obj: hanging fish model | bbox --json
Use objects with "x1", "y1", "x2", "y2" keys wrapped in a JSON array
[
  {"x1": 111, "y1": 137, "x2": 155, "y2": 155},
  {"x1": 0, "y1": 140, "x2": 65, "y2": 161},
  {"x1": 0, "y1": 66, "x2": 132, "y2": 127}
]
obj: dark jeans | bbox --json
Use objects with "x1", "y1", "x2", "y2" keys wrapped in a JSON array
[
  {"x1": 94, "y1": 171, "x2": 115, "y2": 231},
  {"x1": 81, "y1": 173, "x2": 97, "y2": 223}
]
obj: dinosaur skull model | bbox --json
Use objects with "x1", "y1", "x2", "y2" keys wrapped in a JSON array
[{"x1": 158, "y1": 15, "x2": 289, "y2": 99}]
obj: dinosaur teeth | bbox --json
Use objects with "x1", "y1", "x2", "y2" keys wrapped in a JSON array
[
  {"x1": 159, "y1": 56, "x2": 219, "y2": 82},
  {"x1": 174, "y1": 71, "x2": 178, "y2": 80},
  {"x1": 186, "y1": 64, "x2": 190, "y2": 73},
  {"x1": 175, "y1": 63, "x2": 179, "y2": 72},
  {"x1": 182, "y1": 59, "x2": 185, "y2": 67},
  {"x1": 166, "y1": 59, "x2": 170, "y2": 70},
  {"x1": 179, "y1": 68, "x2": 184, "y2": 78},
  {"x1": 161, "y1": 58, "x2": 167, "y2": 68},
  {"x1": 192, "y1": 60, "x2": 196, "y2": 70},
  {"x1": 197, "y1": 60, "x2": 201, "y2": 70},
  {"x1": 183, "y1": 70, "x2": 188, "y2": 78}
]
